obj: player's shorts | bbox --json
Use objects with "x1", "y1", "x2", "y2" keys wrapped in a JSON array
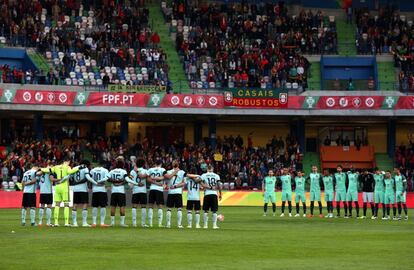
[
  {"x1": 281, "y1": 191, "x2": 292, "y2": 201},
  {"x1": 203, "y1": 194, "x2": 218, "y2": 212},
  {"x1": 92, "y1": 192, "x2": 107, "y2": 207},
  {"x1": 264, "y1": 192, "x2": 276, "y2": 203},
  {"x1": 54, "y1": 185, "x2": 69, "y2": 202},
  {"x1": 374, "y1": 191, "x2": 384, "y2": 203},
  {"x1": 324, "y1": 191, "x2": 334, "y2": 202},
  {"x1": 148, "y1": 190, "x2": 164, "y2": 205},
  {"x1": 73, "y1": 192, "x2": 89, "y2": 204},
  {"x1": 335, "y1": 191, "x2": 346, "y2": 202},
  {"x1": 310, "y1": 190, "x2": 321, "y2": 201},
  {"x1": 167, "y1": 194, "x2": 183, "y2": 208},
  {"x1": 396, "y1": 191, "x2": 406, "y2": 203},
  {"x1": 39, "y1": 193, "x2": 53, "y2": 205},
  {"x1": 186, "y1": 200, "x2": 201, "y2": 211},
  {"x1": 110, "y1": 193, "x2": 126, "y2": 207},
  {"x1": 295, "y1": 192, "x2": 306, "y2": 203},
  {"x1": 363, "y1": 192, "x2": 374, "y2": 203},
  {"x1": 346, "y1": 191, "x2": 358, "y2": 202},
  {"x1": 22, "y1": 193, "x2": 36, "y2": 208},
  {"x1": 384, "y1": 192, "x2": 395, "y2": 204},
  {"x1": 132, "y1": 193, "x2": 147, "y2": 205}
]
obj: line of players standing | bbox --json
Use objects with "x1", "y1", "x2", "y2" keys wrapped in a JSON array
[
  {"x1": 262, "y1": 165, "x2": 408, "y2": 220},
  {"x1": 20, "y1": 157, "x2": 223, "y2": 229}
]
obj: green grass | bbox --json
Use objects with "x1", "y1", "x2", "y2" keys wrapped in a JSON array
[{"x1": 1, "y1": 207, "x2": 413, "y2": 270}]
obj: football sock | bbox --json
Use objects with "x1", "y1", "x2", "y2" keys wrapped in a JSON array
[
  {"x1": 72, "y1": 209, "x2": 77, "y2": 225},
  {"x1": 177, "y1": 209, "x2": 182, "y2": 226},
  {"x1": 141, "y1": 208, "x2": 146, "y2": 226},
  {"x1": 30, "y1": 208, "x2": 35, "y2": 224},
  {"x1": 263, "y1": 203, "x2": 268, "y2": 213},
  {"x1": 21, "y1": 208, "x2": 26, "y2": 224},
  {"x1": 148, "y1": 208, "x2": 153, "y2": 225},
  {"x1": 132, "y1": 207, "x2": 137, "y2": 225},
  {"x1": 92, "y1": 207, "x2": 98, "y2": 224},
  {"x1": 158, "y1": 208, "x2": 163, "y2": 226},
  {"x1": 46, "y1": 208, "x2": 52, "y2": 225},
  {"x1": 100, "y1": 208, "x2": 106, "y2": 225},
  {"x1": 82, "y1": 209, "x2": 88, "y2": 224},
  {"x1": 38, "y1": 207, "x2": 44, "y2": 224}
]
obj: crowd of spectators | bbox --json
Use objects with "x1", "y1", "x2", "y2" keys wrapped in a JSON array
[
  {"x1": 0, "y1": 0, "x2": 170, "y2": 88},
  {"x1": 163, "y1": 1, "x2": 337, "y2": 90},
  {"x1": 395, "y1": 138, "x2": 414, "y2": 191},
  {"x1": 354, "y1": 7, "x2": 414, "y2": 92},
  {"x1": 0, "y1": 131, "x2": 302, "y2": 191}
]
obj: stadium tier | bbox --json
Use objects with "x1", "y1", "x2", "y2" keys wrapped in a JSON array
[{"x1": 1, "y1": 2, "x2": 414, "y2": 269}]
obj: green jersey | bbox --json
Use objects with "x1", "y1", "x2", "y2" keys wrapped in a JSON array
[
  {"x1": 264, "y1": 176, "x2": 276, "y2": 193},
  {"x1": 334, "y1": 172, "x2": 346, "y2": 191},
  {"x1": 309, "y1": 173, "x2": 321, "y2": 192},
  {"x1": 394, "y1": 174, "x2": 407, "y2": 192},
  {"x1": 295, "y1": 177, "x2": 306, "y2": 193},
  {"x1": 323, "y1": 176, "x2": 334, "y2": 193},
  {"x1": 347, "y1": 172, "x2": 359, "y2": 192},
  {"x1": 280, "y1": 175, "x2": 292, "y2": 192},
  {"x1": 373, "y1": 173, "x2": 384, "y2": 192},
  {"x1": 384, "y1": 178, "x2": 395, "y2": 193}
]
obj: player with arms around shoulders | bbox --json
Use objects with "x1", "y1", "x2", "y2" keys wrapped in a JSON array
[
  {"x1": 383, "y1": 171, "x2": 396, "y2": 220},
  {"x1": 147, "y1": 160, "x2": 178, "y2": 227},
  {"x1": 359, "y1": 169, "x2": 375, "y2": 219},
  {"x1": 322, "y1": 169, "x2": 334, "y2": 218},
  {"x1": 130, "y1": 158, "x2": 149, "y2": 227},
  {"x1": 71, "y1": 160, "x2": 97, "y2": 227},
  {"x1": 37, "y1": 161, "x2": 60, "y2": 227},
  {"x1": 166, "y1": 161, "x2": 199, "y2": 228},
  {"x1": 308, "y1": 165, "x2": 323, "y2": 218},
  {"x1": 108, "y1": 158, "x2": 138, "y2": 227},
  {"x1": 200, "y1": 165, "x2": 222, "y2": 229},
  {"x1": 262, "y1": 169, "x2": 277, "y2": 217},
  {"x1": 346, "y1": 167, "x2": 360, "y2": 218},
  {"x1": 372, "y1": 168, "x2": 385, "y2": 220},
  {"x1": 185, "y1": 167, "x2": 204, "y2": 228},
  {"x1": 21, "y1": 164, "x2": 40, "y2": 226},
  {"x1": 86, "y1": 161, "x2": 110, "y2": 227},
  {"x1": 334, "y1": 165, "x2": 348, "y2": 218}
]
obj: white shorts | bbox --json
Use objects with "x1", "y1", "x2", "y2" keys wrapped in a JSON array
[{"x1": 363, "y1": 192, "x2": 374, "y2": 203}]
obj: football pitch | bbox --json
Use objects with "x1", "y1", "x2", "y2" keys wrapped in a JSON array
[{"x1": 1, "y1": 207, "x2": 413, "y2": 270}]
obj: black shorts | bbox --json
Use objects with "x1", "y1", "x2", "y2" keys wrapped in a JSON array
[
  {"x1": 92, "y1": 192, "x2": 108, "y2": 207},
  {"x1": 203, "y1": 194, "x2": 218, "y2": 212},
  {"x1": 166, "y1": 194, "x2": 183, "y2": 208},
  {"x1": 148, "y1": 190, "x2": 164, "y2": 205},
  {"x1": 22, "y1": 193, "x2": 36, "y2": 208},
  {"x1": 132, "y1": 193, "x2": 147, "y2": 205},
  {"x1": 73, "y1": 192, "x2": 89, "y2": 204},
  {"x1": 186, "y1": 200, "x2": 201, "y2": 211},
  {"x1": 110, "y1": 193, "x2": 126, "y2": 207},
  {"x1": 40, "y1": 194, "x2": 53, "y2": 205}
]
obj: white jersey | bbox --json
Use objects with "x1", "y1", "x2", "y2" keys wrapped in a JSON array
[
  {"x1": 186, "y1": 178, "x2": 200, "y2": 201},
  {"x1": 39, "y1": 172, "x2": 53, "y2": 194},
  {"x1": 22, "y1": 169, "x2": 37, "y2": 193},
  {"x1": 131, "y1": 168, "x2": 148, "y2": 194},
  {"x1": 72, "y1": 167, "x2": 90, "y2": 193},
  {"x1": 200, "y1": 172, "x2": 221, "y2": 196},
  {"x1": 89, "y1": 167, "x2": 109, "y2": 193},
  {"x1": 148, "y1": 167, "x2": 166, "y2": 192},
  {"x1": 109, "y1": 168, "x2": 129, "y2": 194},
  {"x1": 167, "y1": 169, "x2": 187, "y2": 195}
]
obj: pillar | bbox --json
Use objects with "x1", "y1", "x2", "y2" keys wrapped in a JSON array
[
  {"x1": 290, "y1": 119, "x2": 305, "y2": 153},
  {"x1": 120, "y1": 116, "x2": 129, "y2": 144},
  {"x1": 194, "y1": 121, "x2": 203, "y2": 145},
  {"x1": 208, "y1": 118, "x2": 217, "y2": 149},
  {"x1": 387, "y1": 119, "x2": 396, "y2": 159},
  {"x1": 34, "y1": 113, "x2": 43, "y2": 141}
]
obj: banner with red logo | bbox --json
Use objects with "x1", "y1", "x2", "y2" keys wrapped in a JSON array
[
  {"x1": 11, "y1": 89, "x2": 77, "y2": 105},
  {"x1": 159, "y1": 94, "x2": 224, "y2": 108},
  {"x1": 86, "y1": 92, "x2": 148, "y2": 107},
  {"x1": 315, "y1": 96, "x2": 384, "y2": 109}
]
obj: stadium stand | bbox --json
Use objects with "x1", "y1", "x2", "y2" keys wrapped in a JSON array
[
  {"x1": 162, "y1": 1, "x2": 337, "y2": 90},
  {"x1": 0, "y1": 0, "x2": 170, "y2": 88}
]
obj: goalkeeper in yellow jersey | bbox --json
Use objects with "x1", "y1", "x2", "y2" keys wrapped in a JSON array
[{"x1": 41, "y1": 158, "x2": 80, "y2": 226}]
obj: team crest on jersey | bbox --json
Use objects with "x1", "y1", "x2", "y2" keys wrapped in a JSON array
[
  {"x1": 209, "y1": 96, "x2": 218, "y2": 106},
  {"x1": 23, "y1": 91, "x2": 31, "y2": 102},
  {"x1": 339, "y1": 97, "x2": 348, "y2": 107},
  {"x1": 365, "y1": 97, "x2": 375, "y2": 107},
  {"x1": 170, "y1": 95, "x2": 180, "y2": 106},
  {"x1": 183, "y1": 96, "x2": 192, "y2": 106},
  {"x1": 352, "y1": 97, "x2": 361, "y2": 108},
  {"x1": 59, "y1": 93, "x2": 68, "y2": 103},
  {"x1": 326, "y1": 97, "x2": 335, "y2": 107},
  {"x1": 224, "y1": 91, "x2": 233, "y2": 102}
]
